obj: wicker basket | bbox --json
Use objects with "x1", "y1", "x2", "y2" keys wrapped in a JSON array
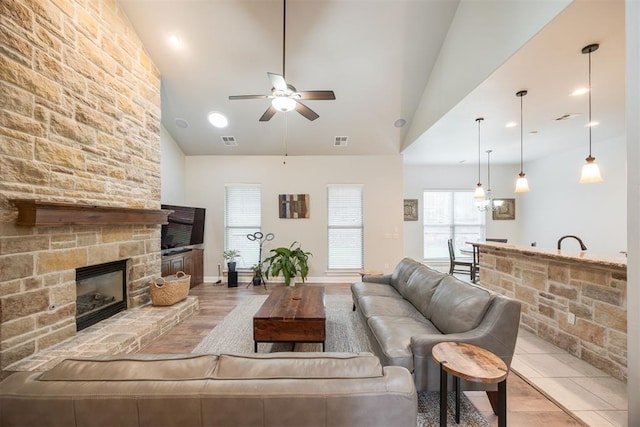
[{"x1": 150, "y1": 271, "x2": 190, "y2": 306}]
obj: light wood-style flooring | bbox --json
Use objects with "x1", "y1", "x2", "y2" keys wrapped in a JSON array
[{"x1": 139, "y1": 282, "x2": 583, "y2": 426}]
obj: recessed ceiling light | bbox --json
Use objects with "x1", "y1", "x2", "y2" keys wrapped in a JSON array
[
  {"x1": 586, "y1": 121, "x2": 600, "y2": 127},
  {"x1": 571, "y1": 87, "x2": 589, "y2": 96},
  {"x1": 175, "y1": 118, "x2": 189, "y2": 128},
  {"x1": 208, "y1": 111, "x2": 228, "y2": 128},
  {"x1": 554, "y1": 113, "x2": 581, "y2": 121},
  {"x1": 505, "y1": 121, "x2": 517, "y2": 128},
  {"x1": 394, "y1": 118, "x2": 406, "y2": 128},
  {"x1": 529, "y1": 130, "x2": 538, "y2": 135},
  {"x1": 167, "y1": 33, "x2": 183, "y2": 49}
]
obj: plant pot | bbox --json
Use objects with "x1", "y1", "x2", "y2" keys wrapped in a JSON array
[
  {"x1": 227, "y1": 262, "x2": 236, "y2": 272},
  {"x1": 252, "y1": 277, "x2": 262, "y2": 286}
]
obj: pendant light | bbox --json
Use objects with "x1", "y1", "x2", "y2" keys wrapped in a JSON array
[
  {"x1": 514, "y1": 90, "x2": 530, "y2": 193},
  {"x1": 579, "y1": 43, "x2": 603, "y2": 183},
  {"x1": 477, "y1": 150, "x2": 504, "y2": 212},
  {"x1": 473, "y1": 117, "x2": 486, "y2": 199}
]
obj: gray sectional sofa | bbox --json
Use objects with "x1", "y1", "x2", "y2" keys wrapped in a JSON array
[
  {"x1": 0, "y1": 352, "x2": 417, "y2": 427},
  {"x1": 352, "y1": 257, "x2": 521, "y2": 392}
]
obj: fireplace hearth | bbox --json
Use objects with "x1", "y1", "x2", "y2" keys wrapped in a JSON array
[{"x1": 76, "y1": 260, "x2": 128, "y2": 331}]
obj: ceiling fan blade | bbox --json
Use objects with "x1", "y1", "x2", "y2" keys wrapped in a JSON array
[
  {"x1": 296, "y1": 90, "x2": 336, "y2": 100},
  {"x1": 259, "y1": 105, "x2": 277, "y2": 122},
  {"x1": 295, "y1": 101, "x2": 319, "y2": 121},
  {"x1": 229, "y1": 95, "x2": 269, "y2": 100},
  {"x1": 267, "y1": 72, "x2": 288, "y2": 92}
]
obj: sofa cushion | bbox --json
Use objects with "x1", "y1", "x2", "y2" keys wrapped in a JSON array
[
  {"x1": 389, "y1": 258, "x2": 422, "y2": 295},
  {"x1": 213, "y1": 352, "x2": 383, "y2": 379},
  {"x1": 358, "y1": 295, "x2": 426, "y2": 322},
  {"x1": 367, "y1": 316, "x2": 441, "y2": 371},
  {"x1": 38, "y1": 354, "x2": 219, "y2": 381},
  {"x1": 402, "y1": 264, "x2": 446, "y2": 315},
  {"x1": 352, "y1": 282, "x2": 403, "y2": 299},
  {"x1": 427, "y1": 276, "x2": 493, "y2": 334}
]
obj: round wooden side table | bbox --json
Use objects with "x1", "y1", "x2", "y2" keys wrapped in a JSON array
[{"x1": 432, "y1": 342, "x2": 508, "y2": 427}]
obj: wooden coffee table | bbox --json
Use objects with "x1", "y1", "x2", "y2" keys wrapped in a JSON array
[{"x1": 253, "y1": 286, "x2": 326, "y2": 352}]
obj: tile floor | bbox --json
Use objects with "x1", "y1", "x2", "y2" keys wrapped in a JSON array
[{"x1": 512, "y1": 329, "x2": 628, "y2": 427}]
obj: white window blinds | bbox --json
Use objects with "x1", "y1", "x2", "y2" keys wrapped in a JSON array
[
  {"x1": 327, "y1": 185, "x2": 363, "y2": 269},
  {"x1": 225, "y1": 185, "x2": 261, "y2": 268}
]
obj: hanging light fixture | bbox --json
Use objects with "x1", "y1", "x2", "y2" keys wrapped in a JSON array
[
  {"x1": 579, "y1": 43, "x2": 603, "y2": 183},
  {"x1": 473, "y1": 117, "x2": 486, "y2": 199},
  {"x1": 477, "y1": 150, "x2": 504, "y2": 212},
  {"x1": 514, "y1": 90, "x2": 530, "y2": 193}
]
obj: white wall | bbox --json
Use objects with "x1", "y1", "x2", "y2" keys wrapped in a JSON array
[
  {"x1": 403, "y1": 163, "x2": 523, "y2": 260},
  {"x1": 183, "y1": 155, "x2": 404, "y2": 282},
  {"x1": 520, "y1": 136, "x2": 627, "y2": 256},
  {"x1": 160, "y1": 125, "x2": 186, "y2": 205}
]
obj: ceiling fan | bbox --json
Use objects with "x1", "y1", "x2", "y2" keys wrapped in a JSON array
[{"x1": 228, "y1": 0, "x2": 335, "y2": 122}]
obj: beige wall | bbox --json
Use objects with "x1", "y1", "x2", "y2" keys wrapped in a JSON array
[
  {"x1": 181, "y1": 155, "x2": 405, "y2": 282},
  {"x1": 0, "y1": 0, "x2": 161, "y2": 374}
]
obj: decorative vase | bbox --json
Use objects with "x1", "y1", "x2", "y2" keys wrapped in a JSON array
[{"x1": 227, "y1": 262, "x2": 236, "y2": 272}]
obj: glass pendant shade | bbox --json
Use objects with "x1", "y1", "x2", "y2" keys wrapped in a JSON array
[
  {"x1": 474, "y1": 184, "x2": 486, "y2": 199},
  {"x1": 515, "y1": 172, "x2": 530, "y2": 193},
  {"x1": 272, "y1": 96, "x2": 296, "y2": 112},
  {"x1": 580, "y1": 156, "x2": 603, "y2": 183}
]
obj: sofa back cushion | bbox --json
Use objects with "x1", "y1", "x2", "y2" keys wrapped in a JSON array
[
  {"x1": 427, "y1": 276, "x2": 493, "y2": 334},
  {"x1": 38, "y1": 354, "x2": 219, "y2": 381},
  {"x1": 213, "y1": 352, "x2": 383, "y2": 379},
  {"x1": 402, "y1": 264, "x2": 446, "y2": 315},
  {"x1": 390, "y1": 258, "x2": 422, "y2": 294}
]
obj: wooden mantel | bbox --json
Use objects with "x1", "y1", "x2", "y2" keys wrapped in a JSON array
[{"x1": 12, "y1": 200, "x2": 171, "y2": 226}]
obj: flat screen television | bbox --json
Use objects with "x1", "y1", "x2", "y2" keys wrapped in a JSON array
[{"x1": 161, "y1": 204, "x2": 206, "y2": 251}]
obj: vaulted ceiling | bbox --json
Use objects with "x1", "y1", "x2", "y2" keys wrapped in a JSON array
[{"x1": 118, "y1": 0, "x2": 625, "y2": 165}]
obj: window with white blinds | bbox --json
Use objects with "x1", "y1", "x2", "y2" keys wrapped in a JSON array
[
  {"x1": 225, "y1": 185, "x2": 261, "y2": 268},
  {"x1": 327, "y1": 185, "x2": 363, "y2": 269},
  {"x1": 423, "y1": 190, "x2": 485, "y2": 260}
]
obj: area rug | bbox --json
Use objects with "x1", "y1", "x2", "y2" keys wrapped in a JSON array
[{"x1": 193, "y1": 294, "x2": 490, "y2": 427}]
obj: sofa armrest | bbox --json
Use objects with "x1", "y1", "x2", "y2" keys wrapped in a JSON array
[
  {"x1": 409, "y1": 296, "x2": 521, "y2": 391},
  {"x1": 361, "y1": 274, "x2": 392, "y2": 284}
]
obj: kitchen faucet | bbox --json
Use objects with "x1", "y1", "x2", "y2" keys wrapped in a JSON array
[{"x1": 557, "y1": 235, "x2": 587, "y2": 251}]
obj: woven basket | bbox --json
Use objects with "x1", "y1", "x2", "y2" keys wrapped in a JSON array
[{"x1": 150, "y1": 271, "x2": 190, "y2": 306}]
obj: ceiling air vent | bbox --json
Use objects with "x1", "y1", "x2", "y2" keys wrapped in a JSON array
[
  {"x1": 221, "y1": 136, "x2": 237, "y2": 146},
  {"x1": 554, "y1": 113, "x2": 581, "y2": 121},
  {"x1": 334, "y1": 136, "x2": 348, "y2": 147}
]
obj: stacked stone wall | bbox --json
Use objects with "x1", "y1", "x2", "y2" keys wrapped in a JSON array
[
  {"x1": 479, "y1": 247, "x2": 627, "y2": 382},
  {"x1": 0, "y1": 0, "x2": 161, "y2": 374}
]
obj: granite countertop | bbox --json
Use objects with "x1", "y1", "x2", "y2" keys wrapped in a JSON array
[{"x1": 473, "y1": 241, "x2": 627, "y2": 269}]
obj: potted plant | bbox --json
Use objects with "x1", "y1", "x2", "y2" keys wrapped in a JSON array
[
  {"x1": 263, "y1": 241, "x2": 311, "y2": 286},
  {"x1": 251, "y1": 263, "x2": 263, "y2": 286},
  {"x1": 222, "y1": 249, "x2": 241, "y2": 272}
]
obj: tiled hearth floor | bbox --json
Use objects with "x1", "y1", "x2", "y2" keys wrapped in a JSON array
[{"x1": 5, "y1": 282, "x2": 629, "y2": 426}]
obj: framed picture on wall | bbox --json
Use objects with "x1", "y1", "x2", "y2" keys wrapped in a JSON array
[
  {"x1": 492, "y1": 198, "x2": 515, "y2": 220},
  {"x1": 404, "y1": 199, "x2": 418, "y2": 221},
  {"x1": 279, "y1": 194, "x2": 310, "y2": 218}
]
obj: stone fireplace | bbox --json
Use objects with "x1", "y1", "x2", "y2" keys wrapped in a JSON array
[
  {"x1": 0, "y1": 0, "x2": 162, "y2": 377},
  {"x1": 76, "y1": 259, "x2": 128, "y2": 331}
]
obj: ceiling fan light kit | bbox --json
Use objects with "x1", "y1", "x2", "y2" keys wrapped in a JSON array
[
  {"x1": 228, "y1": 0, "x2": 335, "y2": 122},
  {"x1": 579, "y1": 43, "x2": 603, "y2": 184}
]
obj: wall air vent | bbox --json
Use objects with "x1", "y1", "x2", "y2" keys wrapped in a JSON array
[
  {"x1": 334, "y1": 136, "x2": 348, "y2": 147},
  {"x1": 221, "y1": 136, "x2": 237, "y2": 146}
]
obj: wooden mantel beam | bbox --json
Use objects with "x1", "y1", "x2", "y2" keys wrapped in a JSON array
[{"x1": 11, "y1": 200, "x2": 171, "y2": 226}]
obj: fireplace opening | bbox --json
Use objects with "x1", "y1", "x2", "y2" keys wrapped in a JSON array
[{"x1": 76, "y1": 259, "x2": 128, "y2": 331}]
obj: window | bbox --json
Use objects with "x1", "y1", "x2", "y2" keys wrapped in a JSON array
[
  {"x1": 327, "y1": 185, "x2": 363, "y2": 269},
  {"x1": 423, "y1": 190, "x2": 485, "y2": 260},
  {"x1": 225, "y1": 185, "x2": 261, "y2": 268}
]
